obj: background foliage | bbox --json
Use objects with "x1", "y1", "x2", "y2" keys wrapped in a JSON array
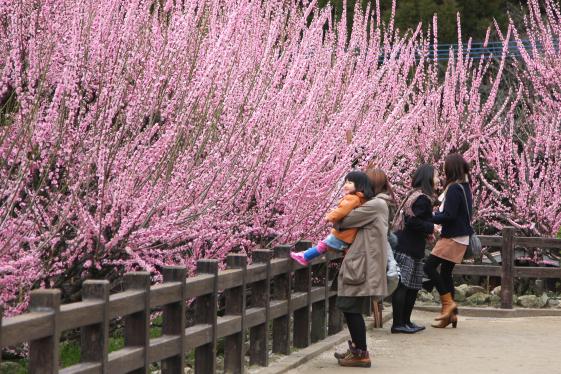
[{"x1": 322, "y1": 0, "x2": 521, "y2": 43}]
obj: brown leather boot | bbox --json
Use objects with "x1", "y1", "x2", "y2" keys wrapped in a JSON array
[
  {"x1": 435, "y1": 293, "x2": 458, "y2": 321},
  {"x1": 431, "y1": 313, "x2": 458, "y2": 328},
  {"x1": 338, "y1": 347, "x2": 372, "y2": 367}
]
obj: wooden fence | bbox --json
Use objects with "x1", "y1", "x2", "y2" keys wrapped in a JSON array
[
  {"x1": 1, "y1": 227, "x2": 561, "y2": 373},
  {"x1": 0, "y1": 241, "x2": 345, "y2": 374},
  {"x1": 453, "y1": 227, "x2": 561, "y2": 309}
]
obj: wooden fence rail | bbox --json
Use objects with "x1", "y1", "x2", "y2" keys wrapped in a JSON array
[{"x1": 1, "y1": 228, "x2": 561, "y2": 373}]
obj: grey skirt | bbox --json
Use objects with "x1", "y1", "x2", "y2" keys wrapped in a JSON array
[{"x1": 336, "y1": 295, "x2": 372, "y2": 314}]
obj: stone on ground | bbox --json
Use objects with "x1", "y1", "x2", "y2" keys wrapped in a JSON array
[
  {"x1": 465, "y1": 285, "x2": 486, "y2": 297},
  {"x1": 465, "y1": 292, "x2": 489, "y2": 306},
  {"x1": 517, "y1": 295, "x2": 537, "y2": 308}
]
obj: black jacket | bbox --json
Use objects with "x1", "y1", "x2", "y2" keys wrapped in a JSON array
[
  {"x1": 395, "y1": 194, "x2": 434, "y2": 259},
  {"x1": 433, "y1": 183, "x2": 474, "y2": 238}
]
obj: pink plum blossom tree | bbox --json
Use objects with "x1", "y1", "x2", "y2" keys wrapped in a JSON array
[{"x1": 0, "y1": 0, "x2": 560, "y2": 315}]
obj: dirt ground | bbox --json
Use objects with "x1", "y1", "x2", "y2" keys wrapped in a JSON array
[{"x1": 287, "y1": 310, "x2": 561, "y2": 374}]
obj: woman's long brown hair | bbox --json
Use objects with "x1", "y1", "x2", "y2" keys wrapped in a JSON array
[
  {"x1": 365, "y1": 166, "x2": 395, "y2": 202},
  {"x1": 443, "y1": 153, "x2": 471, "y2": 188}
]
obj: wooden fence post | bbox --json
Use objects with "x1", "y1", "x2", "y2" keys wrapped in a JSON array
[
  {"x1": 328, "y1": 298, "x2": 343, "y2": 335},
  {"x1": 250, "y1": 249, "x2": 272, "y2": 367},
  {"x1": 311, "y1": 261, "x2": 328, "y2": 343},
  {"x1": 195, "y1": 260, "x2": 219, "y2": 374},
  {"x1": 81, "y1": 280, "x2": 110, "y2": 373},
  {"x1": 124, "y1": 272, "x2": 151, "y2": 374},
  {"x1": 272, "y1": 245, "x2": 292, "y2": 355},
  {"x1": 29, "y1": 289, "x2": 61, "y2": 374},
  {"x1": 372, "y1": 300, "x2": 383, "y2": 328},
  {"x1": 161, "y1": 266, "x2": 187, "y2": 374},
  {"x1": 501, "y1": 227, "x2": 515, "y2": 309},
  {"x1": 224, "y1": 254, "x2": 247, "y2": 374},
  {"x1": 293, "y1": 240, "x2": 312, "y2": 348},
  {"x1": 328, "y1": 257, "x2": 343, "y2": 335}
]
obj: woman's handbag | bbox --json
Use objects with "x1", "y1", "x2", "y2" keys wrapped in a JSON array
[{"x1": 458, "y1": 184, "x2": 482, "y2": 260}]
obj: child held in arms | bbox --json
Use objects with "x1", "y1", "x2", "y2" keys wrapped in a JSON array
[{"x1": 290, "y1": 171, "x2": 373, "y2": 265}]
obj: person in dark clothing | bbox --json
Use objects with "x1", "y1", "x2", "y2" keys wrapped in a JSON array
[
  {"x1": 424, "y1": 153, "x2": 474, "y2": 329},
  {"x1": 391, "y1": 164, "x2": 438, "y2": 333}
]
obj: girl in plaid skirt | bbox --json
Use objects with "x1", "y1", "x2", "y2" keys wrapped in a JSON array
[{"x1": 390, "y1": 164, "x2": 439, "y2": 334}]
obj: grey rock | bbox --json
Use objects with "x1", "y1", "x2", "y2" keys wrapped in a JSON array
[
  {"x1": 537, "y1": 293, "x2": 549, "y2": 308},
  {"x1": 466, "y1": 292, "x2": 489, "y2": 306},
  {"x1": 548, "y1": 299, "x2": 560, "y2": 307},
  {"x1": 454, "y1": 286, "x2": 466, "y2": 302},
  {"x1": 518, "y1": 295, "x2": 538, "y2": 308},
  {"x1": 432, "y1": 289, "x2": 441, "y2": 303},
  {"x1": 491, "y1": 285, "x2": 501, "y2": 296},
  {"x1": 456, "y1": 284, "x2": 469, "y2": 294},
  {"x1": 417, "y1": 290, "x2": 435, "y2": 303},
  {"x1": 465, "y1": 285, "x2": 487, "y2": 297}
]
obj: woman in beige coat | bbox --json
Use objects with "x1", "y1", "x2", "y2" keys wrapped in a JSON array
[{"x1": 332, "y1": 168, "x2": 393, "y2": 367}]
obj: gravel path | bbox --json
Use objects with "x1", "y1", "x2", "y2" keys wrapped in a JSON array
[{"x1": 287, "y1": 310, "x2": 561, "y2": 373}]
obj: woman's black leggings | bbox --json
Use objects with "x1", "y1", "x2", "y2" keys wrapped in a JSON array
[
  {"x1": 392, "y1": 282, "x2": 419, "y2": 326},
  {"x1": 344, "y1": 312, "x2": 367, "y2": 350},
  {"x1": 423, "y1": 255, "x2": 456, "y2": 296}
]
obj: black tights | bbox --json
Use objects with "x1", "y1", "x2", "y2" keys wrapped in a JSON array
[
  {"x1": 344, "y1": 312, "x2": 367, "y2": 350},
  {"x1": 391, "y1": 282, "x2": 418, "y2": 326},
  {"x1": 423, "y1": 255, "x2": 456, "y2": 296}
]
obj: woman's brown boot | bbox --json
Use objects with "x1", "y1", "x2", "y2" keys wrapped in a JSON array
[
  {"x1": 338, "y1": 347, "x2": 372, "y2": 367},
  {"x1": 435, "y1": 293, "x2": 458, "y2": 321},
  {"x1": 431, "y1": 314, "x2": 458, "y2": 328}
]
